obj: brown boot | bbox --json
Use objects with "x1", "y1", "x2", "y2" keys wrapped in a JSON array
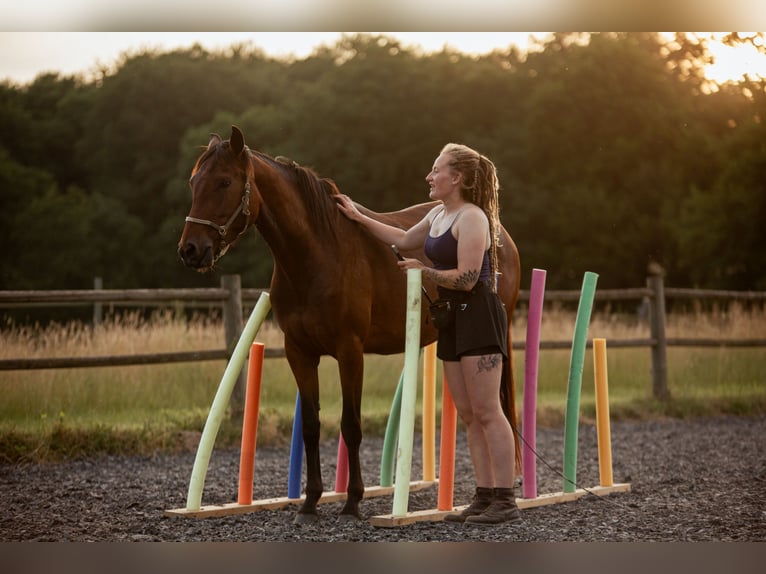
[
  {"x1": 443, "y1": 487, "x2": 494, "y2": 523},
  {"x1": 465, "y1": 487, "x2": 522, "y2": 525}
]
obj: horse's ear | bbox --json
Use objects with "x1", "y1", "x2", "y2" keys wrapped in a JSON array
[
  {"x1": 230, "y1": 125, "x2": 246, "y2": 156},
  {"x1": 207, "y1": 133, "x2": 222, "y2": 150}
]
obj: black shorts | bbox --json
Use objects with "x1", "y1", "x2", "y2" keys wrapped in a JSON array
[{"x1": 436, "y1": 282, "x2": 509, "y2": 362}]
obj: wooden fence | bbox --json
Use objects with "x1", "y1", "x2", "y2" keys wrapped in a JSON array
[{"x1": 1, "y1": 273, "x2": 765, "y2": 403}]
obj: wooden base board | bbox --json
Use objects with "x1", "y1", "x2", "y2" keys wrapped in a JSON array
[
  {"x1": 165, "y1": 480, "x2": 437, "y2": 518},
  {"x1": 368, "y1": 482, "x2": 631, "y2": 527}
]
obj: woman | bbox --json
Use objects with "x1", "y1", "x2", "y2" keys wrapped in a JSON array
[{"x1": 335, "y1": 143, "x2": 520, "y2": 525}]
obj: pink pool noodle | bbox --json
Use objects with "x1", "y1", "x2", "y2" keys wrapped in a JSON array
[
  {"x1": 335, "y1": 434, "x2": 349, "y2": 493},
  {"x1": 522, "y1": 269, "x2": 546, "y2": 499}
]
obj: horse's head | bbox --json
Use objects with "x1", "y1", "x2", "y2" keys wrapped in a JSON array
[{"x1": 178, "y1": 125, "x2": 258, "y2": 272}]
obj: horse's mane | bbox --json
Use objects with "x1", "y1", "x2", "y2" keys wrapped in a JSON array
[
  {"x1": 192, "y1": 141, "x2": 344, "y2": 237},
  {"x1": 253, "y1": 150, "x2": 343, "y2": 237}
]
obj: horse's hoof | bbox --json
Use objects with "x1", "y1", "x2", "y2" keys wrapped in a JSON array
[
  {"x1": 338, "y1": 513, "x2": 361, "y2": 523},
  {"x1": 293, "y1": 512, "x2": 319, "y2": 525}
]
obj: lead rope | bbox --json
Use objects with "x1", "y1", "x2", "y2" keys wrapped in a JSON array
[{"x1": 513, "y1": 427, "x2": 637, "y2": 512}]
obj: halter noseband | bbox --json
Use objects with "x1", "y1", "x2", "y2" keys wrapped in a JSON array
[{"x1": 185, "y1": 181, "x2": 252, "y2": 240}]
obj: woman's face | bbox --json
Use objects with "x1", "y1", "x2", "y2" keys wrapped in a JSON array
[{"x1": 426, "y1": 153, "x2": 460, "y2": 201}]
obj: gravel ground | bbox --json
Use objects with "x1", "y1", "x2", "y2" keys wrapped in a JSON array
[{"x1": 1, "y1": 415, "x2": 765, "y2": 542}]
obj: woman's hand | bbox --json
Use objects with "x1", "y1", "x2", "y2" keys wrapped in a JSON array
[
  {"x1": 335, "y1": 194, "x2": 362, "y2": 222},
  {"x1": 396, "y1": 257, "x2": 426, "y2": 273},
  {"x1": 335, "y1": 193, "x2": 426, "y2": 263}
]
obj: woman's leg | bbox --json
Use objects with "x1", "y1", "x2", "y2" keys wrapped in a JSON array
[
  {"x1": 442, "y1": 360, "x2": 495, "y2": 487},
  {"x1": 456, "y1": 352, "x2": 521, "y2": 525},
  {"x1": 458, "y1": 353, "x2": 516, "y2": 488}
]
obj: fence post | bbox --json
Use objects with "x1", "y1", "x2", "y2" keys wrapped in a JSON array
[
  {"x1": 647, "y1": 267, "x2": 669, "y2": 400},
  {"x1": 222, "y1": 274, "x2": 246, "y2": 410},
  {"x1": 93, "y1": 276, "x2": 103, "y2": 327}
]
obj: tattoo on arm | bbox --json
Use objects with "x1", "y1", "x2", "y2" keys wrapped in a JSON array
[
  {"x1": 453, "y1": 269, "x2": 479, "y2": 290},
  {"x1": 422, "y1": 267, "x2": 479, "y2": 291},
  {"x1": 476, "y1": 353, "x2": 502, "y2": 374}
]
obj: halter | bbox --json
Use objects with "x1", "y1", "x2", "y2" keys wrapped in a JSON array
[{"x1": 185, "y1": 181, "x2": 252, "y2": 240}]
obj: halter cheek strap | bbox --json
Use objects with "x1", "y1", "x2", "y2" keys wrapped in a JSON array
[{"x1": 185, "y1": 181, "x2": 252, "y2": 238}]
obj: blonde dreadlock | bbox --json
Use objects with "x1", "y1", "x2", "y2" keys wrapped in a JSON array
[{"x1": 440, "y1": 143, "x2": 502, "y2": 291}]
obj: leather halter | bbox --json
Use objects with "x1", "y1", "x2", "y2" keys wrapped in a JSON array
[{"x1": 185, "y1": 181, "x2": 252, "y2": 241}]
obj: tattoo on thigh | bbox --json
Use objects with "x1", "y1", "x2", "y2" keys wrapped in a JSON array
[{"x1": 476, "y1": 353, "x2": 502, "y2": 374}]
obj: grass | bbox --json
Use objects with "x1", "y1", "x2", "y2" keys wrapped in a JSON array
[{"x1": 1, "y1": 303, "x2": 764, "y2": 462}]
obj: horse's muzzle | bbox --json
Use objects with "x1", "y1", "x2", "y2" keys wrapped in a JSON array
[{"x1": 178, "y1": 237, "x2": 214, "y2": 270}]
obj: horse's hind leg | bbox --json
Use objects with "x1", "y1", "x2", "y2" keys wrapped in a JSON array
[
  {"x1": 337, "y1": 346, "x2": 365, "y2": 521},
  {"x1": 287, "y1": 351, "x2": 323, "y2": 524}
]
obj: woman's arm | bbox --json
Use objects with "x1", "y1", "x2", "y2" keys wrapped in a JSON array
[{"x1": 335, "y1": 194, "x2": 434, "y2": 251}]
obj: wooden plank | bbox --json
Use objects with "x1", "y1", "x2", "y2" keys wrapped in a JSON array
[
  {"x1": 512, "y1": 338, "x2": 656, "y2": 350},
  {"x1": 7, "y1": 334, "x2": 766, "y2": 372},
  {"x1": 517, "y1": 483, "x2": 631, "y2": 509},
  {"x1": 0, "y1": 288, "x2": 230, "y2": 304},
  {"x1": 0, "y1": 347, "x2": 287, "y2": 371},
  {"x1": 516, "y1": 287, "x2": 653, "y2": 302},
  {"x1": 0, "y1": 350, "x2": 229, "y2": 371},
  {"x1": 368, "y1": 483, "x2": 631, "y2": 528},
  {"x1": 665, "y1": 287, "x2": 766, "y2": 300},
  {"x1": 5, "y1": 284, "x2": 766, "y2": 306},
  {"x1": 165, "y1": 480, "x2": 437, "y2": 519},
  {"x1": 165, "y1": 497, "x2": 298, "y2": 518},
  {"x1": 369, "y1": 507, "x2": 455, "y2": 527},
  {"x1": 666, "y1": 338, "x2": 766, "y2": 348},
  {"x1": 648, "y1": 274, "x2": 669, "y2": 401}
]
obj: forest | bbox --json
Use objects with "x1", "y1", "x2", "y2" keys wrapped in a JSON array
[{"x1": 1, "y1": 32, "x2": 764, "y2": 293}]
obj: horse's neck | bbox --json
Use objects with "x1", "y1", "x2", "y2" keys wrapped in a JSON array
[{"x1": 251, "y1": 157, "x2": 329, "y2": 276}]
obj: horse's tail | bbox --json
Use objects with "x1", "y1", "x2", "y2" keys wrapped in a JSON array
[{"x1": 500, "y1": 334, "x2": 522, "y2": 475}]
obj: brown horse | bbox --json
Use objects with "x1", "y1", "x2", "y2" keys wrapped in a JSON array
[{"x1": 178, "y1": 125, "x2": 521, "y2": 523}]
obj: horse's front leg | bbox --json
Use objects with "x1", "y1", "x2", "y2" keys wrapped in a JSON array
[
  {"x1": 285, "y1": 348, "x2": 323, "y2": 524},
  {"x1": 336, "y1": 344, "x2": 365, "y2": 521}
]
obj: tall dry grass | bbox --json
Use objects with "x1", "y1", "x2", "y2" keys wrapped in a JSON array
[
  {"x1": 1, "y1": 302, "x2": 764, "y2": 460},
  {"x1": 513, "y1": 301, "x2": 766, "y2": 415}
]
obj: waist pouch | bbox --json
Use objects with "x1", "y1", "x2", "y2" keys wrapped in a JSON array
[
  {"x1": 429, "y1": 299, "x2": 455, "y2": 330},
  {"x1": 430, "y1": 281, "x2": 492, "y2": 331}
]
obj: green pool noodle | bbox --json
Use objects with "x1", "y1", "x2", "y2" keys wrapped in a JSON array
[
  {"x1": 380, "y1": 346, "x2": 425, "y2": 487},
  {"x1": 380, "y1": 369, "x2": 404, "y2": 487},
  {"x1": 563, "y1": 272, "x2": 598, "y2": 493},
  {"x1": 186, "y1": 292, "x2": 271, "y2": 510},
  {"x1": 392, "y1": 269, "x2": 423, "y2": 516}
]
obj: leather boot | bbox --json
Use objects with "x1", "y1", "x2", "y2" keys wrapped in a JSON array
[
  {"x1": 443, "y1": 487, "x2": 494, "y2": 523},
  {"x1": 465, "y1": 487, "x2": 522, "y2": 525}
]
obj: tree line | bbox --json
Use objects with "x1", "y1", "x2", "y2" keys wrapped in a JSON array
[{"x1": 1, "y1": 32, "x2": 764, "y2": 295}]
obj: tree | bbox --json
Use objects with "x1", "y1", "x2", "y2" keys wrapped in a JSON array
[
  {"x1": 8, "y1": 186, "x2": 143, "y2": 289},
  {"x1": 76, "y1": 46, "x2": 287, "y2": 227},
  {"x1": 677, "y1": 78, "x2": 766, "y2": 289},
  {"x1": 499, "y1": 33, "x2": 708, "y2": 288},
  {"x1": 0, "y1": 149, "x2": 59, "y2": 289},
  {"x1": 2, "y1": 32, "x2": 765, "y2": 293},
  {"x1": 0, "y1": 73, "x2": 94, "y2": 191}
]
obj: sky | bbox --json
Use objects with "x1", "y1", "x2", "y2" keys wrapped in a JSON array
[
  {"x1": 0, "y1": 32, "x2": 540, "y2": 84},
  {"x1": 2, "y1": 31, "x2": 766, "y2": 87}
]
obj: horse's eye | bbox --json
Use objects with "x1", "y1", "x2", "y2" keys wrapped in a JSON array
[{"x1": 220, "y1": 178, "x2": 232, "y2": 189}]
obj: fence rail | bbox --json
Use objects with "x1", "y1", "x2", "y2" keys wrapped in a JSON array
[{"x1": 2, "y1": 274, "x2": 765, "y2": 402}]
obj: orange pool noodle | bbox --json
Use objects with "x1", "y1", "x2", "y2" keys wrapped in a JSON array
[
  {"x1": 437, "y1": 374, "x2": 457, "y2": 511},
  {"x1": 237, "y1": 342, "x2": 265, "y2": 505}
]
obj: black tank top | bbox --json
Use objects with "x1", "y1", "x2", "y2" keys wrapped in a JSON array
[{"x1": 424, "y1": 212, "x2": 491, "y2": 282}]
